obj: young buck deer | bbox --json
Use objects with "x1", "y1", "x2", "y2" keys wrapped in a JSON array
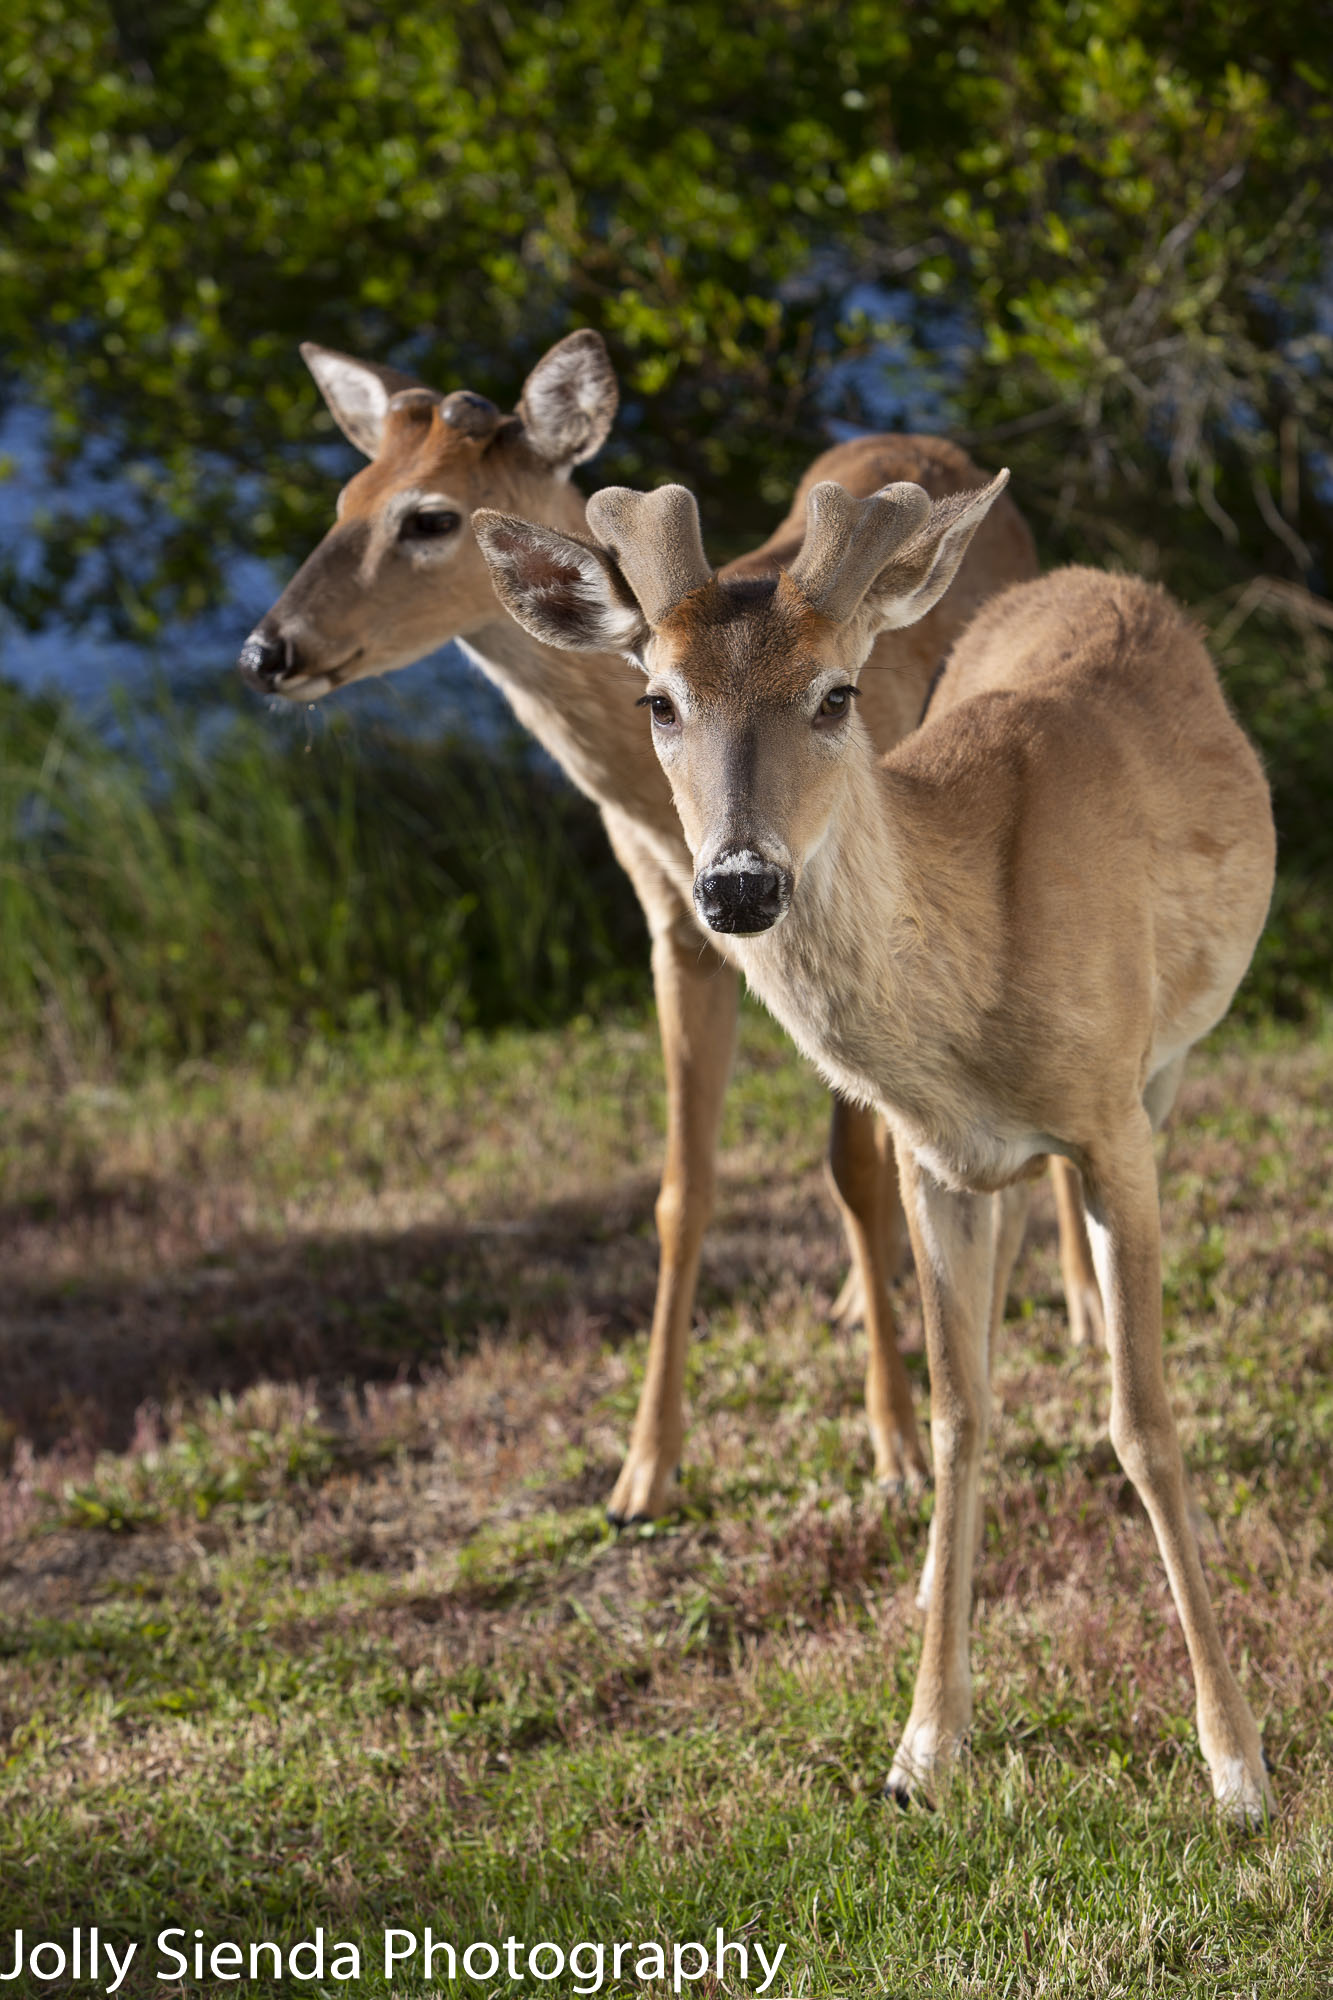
[
  {"x1": 238, "y1": 329, "x2": 1098, "y2": 1523},
  {"x1": 472, "y1": 476, "x2": 1278, "y2": 1822}
]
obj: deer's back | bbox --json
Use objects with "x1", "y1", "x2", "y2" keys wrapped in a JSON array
[
  {"x1": 924, "y1": 568, "x2": 1258, "y2": 780},
  {"x1": 891, "y1": 567, "x2": 1275, "y2": 1073}
]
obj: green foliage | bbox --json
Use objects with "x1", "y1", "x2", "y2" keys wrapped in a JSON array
[
  {"x1": 0, "y1": 679, "x2": 647, "y2": 1071},
  {"x1": 1214, "y1": 601, "x2": 1333, "y2": 1022},
  {"x1": 0, "y1": 1, "x2": 1329, "y2": 1051},
  {"x1": 1, "y1": 0, "x2": 1329, "y2": 626}
]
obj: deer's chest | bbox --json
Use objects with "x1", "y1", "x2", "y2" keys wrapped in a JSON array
[{"x1": 738, "y1": 928, "x2": 1054, "y2": 1195}]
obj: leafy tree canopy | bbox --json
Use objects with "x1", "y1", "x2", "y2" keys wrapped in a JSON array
[{"x1": 1, "y1": 0, "x2": 1330, "y2": 632}]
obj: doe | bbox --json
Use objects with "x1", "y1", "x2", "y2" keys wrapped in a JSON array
[{"x1": 473, "y1": 473, "x2": 1277, "y2": 1822}]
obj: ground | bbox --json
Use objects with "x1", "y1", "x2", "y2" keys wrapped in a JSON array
[{"x1": 0, "y1": 1006, "x2": 1330, "y2": 1997}]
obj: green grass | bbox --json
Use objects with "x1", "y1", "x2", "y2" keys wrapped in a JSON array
[
  {"x1": 0, "y1": 679, "x2": 647, "y2": 1075},
  {"x1": 1, "y1": 1007, "x2": 1330, "y2": 1995}
]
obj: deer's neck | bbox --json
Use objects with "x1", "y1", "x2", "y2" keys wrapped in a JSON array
[
  {"x1": 458, "y1": 619, "x2": 685, "y2": 858},
  {"x1": 456, "y1": 474, "x2": 694, "y2": 871},
  {"x1": 734, "y1": 735, "x2": 1003, "y2": 1158}
]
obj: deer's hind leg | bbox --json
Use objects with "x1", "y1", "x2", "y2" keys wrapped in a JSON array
[
  {"x1": 1083, "y1": 1110, "x2": 1273, "y2": 1824},
  {"x1": 605, "y1": 905, "x2": 739, "y2": 1525},
  {"x1": 1046, "y1": 1057, "x2": 1183, "y2": 1351},
  {"x1": 827, "y1": 1101, "x2": 928, "y2": 1496},
  {"x1": 1050, "y1": 1157, "x2": 1105, "y2": 1348}
]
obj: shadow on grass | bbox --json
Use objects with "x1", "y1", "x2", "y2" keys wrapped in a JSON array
[
  {"x1": 0, "y1": 1176, "x2": 677, "y2": 1458},
  {"x1": 0, "y1": 1146, "x2": 1096, "y2": 1464}
]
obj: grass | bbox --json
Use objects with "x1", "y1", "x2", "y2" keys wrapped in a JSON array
[
  {"x1": 1, "y1": 1002, "x2": 1330, "y2": 1996},
  {"x1": 0, "y1": 679, "x2": 647, "y2": 1074}
]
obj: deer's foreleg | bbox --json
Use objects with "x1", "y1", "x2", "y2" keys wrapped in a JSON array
[
  {"x1": 1083, "y1": 1114, "x2": 1273, "y2": 1825},
  {"x1": 827, "y1": 1101, "x2": 928, "y2": 1495},
  {"x1": 914, "y1": 1174, "x2": 1031, "y2": 1611},
  {"x1": 887, "y1": 1154, "x2": 999, "y2": 1803},
  {"x1": 606, "y1": 920, "x2": 739, "y2": 1524}
]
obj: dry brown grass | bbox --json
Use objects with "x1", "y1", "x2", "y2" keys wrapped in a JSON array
[{"x1": 0, "y1": 1011, "x2": 1329, "y2": 1994}]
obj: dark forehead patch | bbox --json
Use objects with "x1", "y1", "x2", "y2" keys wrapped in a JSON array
[
  {"x1": 654, "y1": 572, "x2": 834, "y2": 702},
  {"x1": 715, "y1": 575, "x2": 779, "y2": 609},
  {"x1": 338, "y1": 409, "x2": 526, "y2": 520}
]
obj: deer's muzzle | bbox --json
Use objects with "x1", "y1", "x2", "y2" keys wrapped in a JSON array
[
  {"x1": 237, "y1": 629, "x2": 295, "y2": 690},
  {"x1": 693, "y1": 851, "x2": 792, "y2": 935}
]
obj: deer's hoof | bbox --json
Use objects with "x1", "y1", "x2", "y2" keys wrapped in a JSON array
[
  {"x1": 1213, "y1": 1754, "x2": 1277, "y2": 1831},
  {"x1": 884, "y1": 1776, "x2": 936, "y2": 1812},
  {"x1": 605, "y1": 1451, "x2": 679, "y2": 1527},
  {"x1": 885, "y1": 1716, "x2": 965, "y2": 1810},
  {"x1": 873, "y1": 1441, "x2": 930, "y2": 1506}
]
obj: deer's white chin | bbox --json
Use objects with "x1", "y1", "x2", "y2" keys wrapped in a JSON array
[{"x1": 273, "y1": 674, "x2": 335, "y2": 702}]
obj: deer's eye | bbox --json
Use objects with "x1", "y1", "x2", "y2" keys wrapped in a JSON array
[
  {"x1": 401, "y1": 508, "x2": 461, "y2": 541},
  {"x1": 816, "y1": 685, "x2": 859, "y2": 722},
  {"x1": 636, "y1": 693, "x2": 678, "y2": 728}
]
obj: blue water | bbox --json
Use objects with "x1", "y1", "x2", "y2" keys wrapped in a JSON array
[
  {"x1": 0, "y1": 401, "x2": 514, "y2": 743},
  {"x1": 0, "y1": 304, "x2": 960, "y2": 743}
]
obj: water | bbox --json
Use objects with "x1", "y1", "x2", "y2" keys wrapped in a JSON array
[
  {"x1": 0, "y1": 401, "x2": 515, "y2": 744},
  {"x1": 0, "y1": 304, "x2": 961, "y2": 746}
]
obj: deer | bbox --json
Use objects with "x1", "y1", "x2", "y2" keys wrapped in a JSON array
[
  {"x1": 237, "y1": 329, "x2": 1102, "y2": 1526},
  {"x1": 470, "y1": 474, "x2": 1278, "y2": 1824}
]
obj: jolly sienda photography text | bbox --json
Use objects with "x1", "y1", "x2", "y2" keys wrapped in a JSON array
[{"x1": 0, "y1": 1927, "x2": 790, "y2": 1994}]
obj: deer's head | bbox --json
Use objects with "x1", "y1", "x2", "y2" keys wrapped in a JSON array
[
  {"x1": 474, "y1": 471, "x2": 1007, "y2": 935},
  {"x1": 238, "y1": 331, "x2": 618, "y2": 699}
]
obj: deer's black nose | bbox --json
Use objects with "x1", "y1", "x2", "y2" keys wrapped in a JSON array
[
  {"x1": 693, "y1": 856, "x2": 791, "y2": 935},
  {"x1": 237, "y1": 630, "x2": 294, "y2": 689}
]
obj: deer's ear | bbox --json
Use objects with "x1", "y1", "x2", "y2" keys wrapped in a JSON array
[
  {"x1": 517, "y1": 330, "x2": 619, "y2": 474},
  {"x1": 863, "y1": 472, "x2": 1011, "y2": 633},
  {"x1": 472, "y1": 511, "x2": 647, "y2": 654},
  {"x1": 301, "y1": 343, "x2": 432, "y2": 457}
]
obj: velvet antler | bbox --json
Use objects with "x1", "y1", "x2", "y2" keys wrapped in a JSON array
[{"x1": 585, "y1": 484, "x2": 713, "y2": 628}]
